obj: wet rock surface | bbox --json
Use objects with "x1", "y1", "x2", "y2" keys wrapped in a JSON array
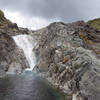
[{"x1": 33, "y1": 21, "x2": 100, "y2": 100}]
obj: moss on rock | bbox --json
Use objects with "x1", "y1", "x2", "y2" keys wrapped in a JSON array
[{"x1": 0, "y1": 10, "x2": 5, "y2": 22}]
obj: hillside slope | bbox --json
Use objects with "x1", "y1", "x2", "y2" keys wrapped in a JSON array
[{"x1": 87, "y1": 18, "x2": 100, "y2": 30}]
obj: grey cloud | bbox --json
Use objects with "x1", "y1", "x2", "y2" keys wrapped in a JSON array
[{"x1": 0, "y1": 0, "x2": 100, "y2": 22}]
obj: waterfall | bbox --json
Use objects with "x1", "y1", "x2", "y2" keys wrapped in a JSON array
[
  {"x1": 13, "y1": 35, "x2": 37, "y2": 71},
  {"x1": 72, "y1": 94, "x2": 80, "y2": 100}
]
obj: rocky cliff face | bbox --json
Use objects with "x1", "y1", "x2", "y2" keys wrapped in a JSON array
[
  {"x1": 0, "y1": 10, "x2": 32, "y2": 36},
  {"x1": 0, "y1": 10, "x2": 30, "y2": 76},
  {"x1": 0, "y1": 32, "x2": 29, "y2": 76},
  {"x1": 33, "y1": 21, "x2": 100, "y2": 100}
]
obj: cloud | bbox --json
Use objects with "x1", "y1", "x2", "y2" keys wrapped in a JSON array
[
  {"x1": 0, "y1": 0, "x2": 100, "y2": 29},
  {"x1": 4, "y1": 10, "x2": 53, "y2": 30},
  {"x1": 0, "y1": 0, "x2": 100, "y2": 22}
]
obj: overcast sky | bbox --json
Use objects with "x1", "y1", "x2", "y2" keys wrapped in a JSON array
[{"x1": 0, "y1": 0, "x2": 100, "y2": 30}]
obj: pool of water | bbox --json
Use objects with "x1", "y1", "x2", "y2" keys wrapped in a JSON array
[{"x1": 0, "y1": 72, "x2": 66, "y2": 100}]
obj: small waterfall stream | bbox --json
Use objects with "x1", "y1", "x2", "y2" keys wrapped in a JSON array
[
  {"x1": 13, "y1": 35, "x2": 37, "y2": 71},
  {"x1": 72, "y1": 93, "x2": 80, "y2": 100}
]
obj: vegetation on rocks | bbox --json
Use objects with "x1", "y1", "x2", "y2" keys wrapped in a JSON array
[
  {"x1": 0, "y1": 10, "x2": 6, "y2": 26},
  {"x1": 79, "y1": 32, "x2": 93, "y2": 45},
  {"x1": 87, "y1": 18, "x2": 100, "y2": 30},
  {"x1": 0, "y1": 10, "x2": 5, "y2": 21}
]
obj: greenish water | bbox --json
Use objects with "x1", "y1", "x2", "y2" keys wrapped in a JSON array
[{"x1": 0, "y1": 72, "x2": 66, "y2": 100}]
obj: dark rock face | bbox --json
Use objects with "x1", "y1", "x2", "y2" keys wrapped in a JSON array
[
  {"x1": 0, "y1": 10, "x2": 31, "y2": 76},
  {"x1": 0, "y1": 32, "x2": 29, "y2": 76},
  {"x1": 0, "y1": 26, "x2": 32, "y2": 36},
  {"x1": 0, "y1": 10, "x2": 31, "y2": 36},
  {"x1": 34, "y1": 21, "x2": 100, "y2": 100}
]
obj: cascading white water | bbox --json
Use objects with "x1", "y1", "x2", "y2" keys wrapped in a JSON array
[
  {"x1": 72, "y1": 94, "x2": 80, "y2": 100},
  {"x1": 13, "y1": 35, "x2": 37, "y2": 71}
]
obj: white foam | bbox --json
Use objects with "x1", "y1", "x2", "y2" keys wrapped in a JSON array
[
  {"x1": 72, "y1": 94, "x2": 80, "y2": 100},
  {"x1": 13, "y1": 35, "x2": 37, "y2": 71}
]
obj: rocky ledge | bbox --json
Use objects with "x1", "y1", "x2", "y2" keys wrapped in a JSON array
[{"x1": 33, "y1": 21, "x2": 100, "y2": 100}]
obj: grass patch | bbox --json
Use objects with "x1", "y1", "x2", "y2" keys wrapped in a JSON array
[{"x1": 87, "y1": 18, "x2": 100, "y2": 30}]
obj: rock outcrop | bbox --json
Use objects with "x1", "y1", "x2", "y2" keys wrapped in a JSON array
[
  {"x1": 0, "y1": 10, "x2": 30, "y2": 76},
  {"x1": 33, "y1": 21, "x2": 100, "y2": 100},
  {"x1": 0, "y1": 10, "x2": 32, "y2": 36},
  {"x1": 0, "y1": 30, "x2": 29, "y2": 76}
]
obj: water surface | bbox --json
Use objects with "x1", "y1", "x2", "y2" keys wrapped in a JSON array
[{"x1": 0, "y1": 72, "x2": 65, "y2": 100}]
